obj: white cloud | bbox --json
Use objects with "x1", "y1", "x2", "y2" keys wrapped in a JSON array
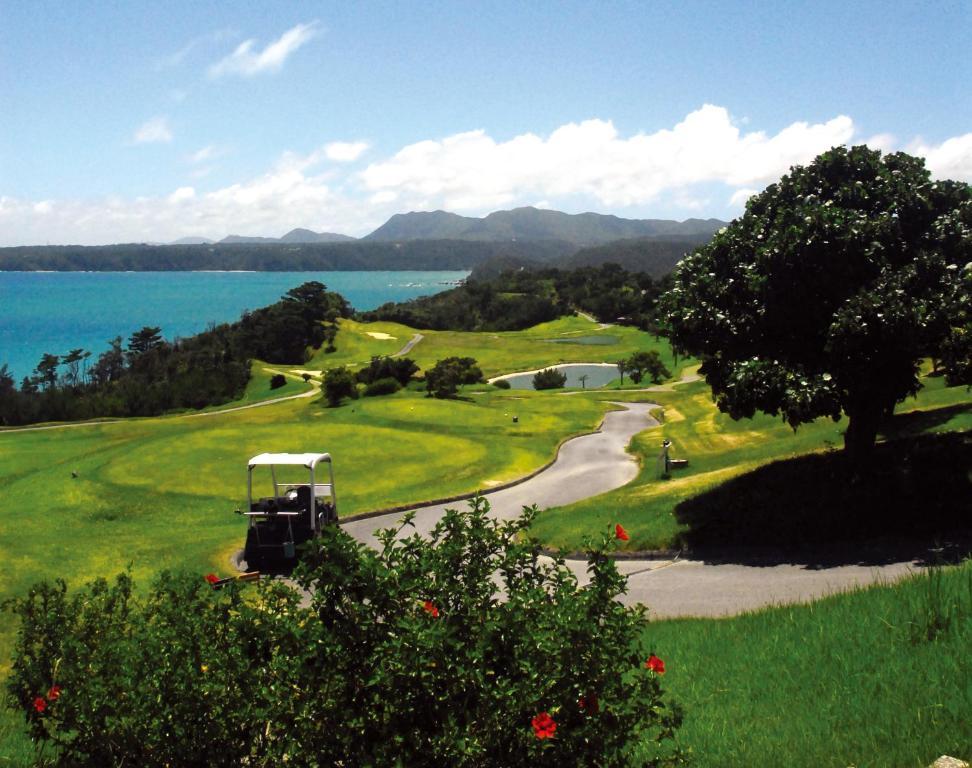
[
  {"x1": 728, "y1": 188, "x2": 758, "y2": 208},
  {"x1": 325, "y1": 141, "x2": 369, "y2": 162},
  {"x1": 908, "y1": 133, "x2": 972, "y2": 182},
  {"x1": 208, "y1": 21, "x2": 319, "y2": 78},
  {"x1": 863, "y1": 133, "x2": 897, "y2": 153},
  {"x1": 6, "y1": 107, "x2": 972, "y2": 246},
  {"x1": 158, "y1": 29, "x2": 237, "y2": 69},
  {"x1": 359, "y1": 105, "x2": 855, "y2": 211},
  {"x1": 132, "y1": 116, "x2": 173, "y2": 145},
  {"x1": 167, "y1": 186, "x2": 196, "y2": 204},
  {"x1": 188, "y1": 145, "x2": 217, "y2": 164}
]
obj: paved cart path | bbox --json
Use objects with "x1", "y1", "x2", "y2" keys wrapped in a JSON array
[
  {"x1": 392, "y1": 333, "x2": 424, "y2": 357},
  {"x1": 342, "y1": 401, "x2": 922, "y2": 618}
]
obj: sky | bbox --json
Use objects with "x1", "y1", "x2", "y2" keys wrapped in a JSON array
[{"x1": 1, "y1": 0, "x2": 970, "y2": 245}]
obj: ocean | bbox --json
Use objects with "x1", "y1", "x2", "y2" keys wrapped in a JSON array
[{"x1": 0, "y1": 271, "x2": 467, "y2": 381}]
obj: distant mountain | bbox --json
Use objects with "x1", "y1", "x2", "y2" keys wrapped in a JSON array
[
  {"x1": 219, "y1": 229, "x2": 356, "y2": 244},
  {"x1": 169, "y1": 236, "x2": 214, "y2": 245},
  {"x1": 364, "y1": 206, "x2": 725, "y2": 247},
  {"x1": 559, "y1": 233, "x2": 714, "y2": 276},
  {"x1": 279, "y1": 228, "x2": 356, "y2": 244},
  {"x1": 364, "y1": 211, "x2": 476, "y2": 242},
  {"x1": 469, "y1": 232, "x2": 713, "y2": 281},
  {"x1": 219, "y1": 235, "x2": 281, "y2": 244}
]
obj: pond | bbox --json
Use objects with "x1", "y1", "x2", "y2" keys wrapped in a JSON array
[
  {"x1": 494, "y1": 363, "x2": 619, "y2": 390},
  {"x1": 543, "y1": 335, "x2": 620, "y2": 346}
]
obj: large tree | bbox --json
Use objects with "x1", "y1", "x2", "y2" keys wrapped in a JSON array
[{"x1": 665, "y1": 145, "x2": 971, "y2": 467}]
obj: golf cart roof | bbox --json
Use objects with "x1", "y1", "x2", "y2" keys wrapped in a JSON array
[{"x1": 248, "y1": 453, "x2": 331, "y2": 469}]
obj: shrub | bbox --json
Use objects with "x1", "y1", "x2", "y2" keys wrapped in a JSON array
[
  {"x1": 356, "y1": 356, "x2": 419, "y2": 387},
  {"x1": 426, "y1": 356, "x2": 485, "y2": 399},
  {"x1": 269, "y1": 373, "x2": 287, "y2": 390},
  {"x1": 6, "y1": 499, "x2": 683, "y2": 767},
  {"x1": 493, "y1": 378, "x2": 511, "y2": 389},
  {"x1": 364, "y1": 376, "x2": 401, "y2": 397},
  {"x1": 322, "y1": 367, "x2": 358, "y2": 407},
  {"x1": 625, "y1": 351, "x2": 671, "y2": 385},
  {"x1": 533, "y1": 368, "x2": 567, "y2": 390}
]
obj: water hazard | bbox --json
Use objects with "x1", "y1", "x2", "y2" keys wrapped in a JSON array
[{"x1": 497, "y1": 363, "x2": 618, "y2": 390}]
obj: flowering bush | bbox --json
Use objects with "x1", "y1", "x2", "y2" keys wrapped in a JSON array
[{"x1": 5, "y1": 497, "x2": 682, "y2": 766}]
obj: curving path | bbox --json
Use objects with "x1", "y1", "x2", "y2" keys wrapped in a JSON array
[
  {"x1": 0, "y1": 380, "x2": 318, "y2": 434},
  {"x1": 342, "y1": 402, "x2": 654, "y2": 548},
  {"x1": 392, "y1": 333, "x2": 424, "y2": 357},
  {"x1": 342, "y1": 401, "x2": 922, "y2": 619}
]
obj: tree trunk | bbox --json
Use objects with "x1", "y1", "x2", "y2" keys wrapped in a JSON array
[{"x1": 843, "y1": 404, "x2": 885, "y2": 472}]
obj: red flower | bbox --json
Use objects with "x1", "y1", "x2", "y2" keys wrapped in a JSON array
[
  {"x1": 578, "y1": 692, "x2": 599, "y2": 713},
  {"x1": 422, "y1": 600, "x2": 439, "y2": 618},
  {"x1": 615, "y1": 523, "x2": 629, "y2": 541},
  {"x1": 33, "y1": 697, "x2": 47, "y2": 713},
  {"x1": 645, "y1": 654, "x2": 666, "y2": 674},
  {"x1": 204, "y1": 573, "x2": 220, "y2": 585},
  {"x1": 47, "y1": 685, "x2": 61, "y2": 701},
  {"x1": 531, "y1": 711, "x2": 556, "y2": 739}
]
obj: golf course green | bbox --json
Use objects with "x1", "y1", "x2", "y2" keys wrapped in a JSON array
[{"x1": 1, "y1": 314, "x2": 969, "y2": 765}]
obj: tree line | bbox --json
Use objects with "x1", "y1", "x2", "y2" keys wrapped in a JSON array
[
  {"x1": 0, "y1": 240, "x2": 574, "y2": 272},
  {"x1": 362, "y1": 263, "x2": 673, "y2": 333},
  {"x1": 0, "y1": 282, "x2": 350, "y2": 426}
]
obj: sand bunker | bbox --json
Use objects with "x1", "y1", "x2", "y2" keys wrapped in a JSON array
[{"x1": 366, "y1": 332, "x2": 397, "y2": 340}]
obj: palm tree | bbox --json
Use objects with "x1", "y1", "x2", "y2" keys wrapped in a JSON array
[
  {"x1": 578, "y1": 374, "x2": 588, "y2": 390},
  {"x1": 616, "y1": 359, "x2": 627, "y2": 387}
]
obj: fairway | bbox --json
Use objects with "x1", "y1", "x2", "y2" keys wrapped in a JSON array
[{"x1": 307, "y1": 315, "x2": 684, "y2": 381}]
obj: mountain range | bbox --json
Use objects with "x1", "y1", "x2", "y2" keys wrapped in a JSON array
[
  {"x1": 363, "y1": 207, "x2": 724, "y2": 245},
  {"x1": 169, "y1": 207, "x2": 724, "y2": 249},
  {"x1": 209, "y1": 229, "x2": 357, "y2": 245},
  {"x1": 4, "y1": 208, "x2": 727, "y2": 276}
]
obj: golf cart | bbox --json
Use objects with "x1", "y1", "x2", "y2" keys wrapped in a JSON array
[{"x1": 239, "y1": 452, "x2": 337, "y2": 572}]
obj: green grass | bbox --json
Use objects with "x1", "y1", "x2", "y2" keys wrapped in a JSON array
[
  {"x1": 0, "y1": 386, "x2": 606, "y2": 662},
  {"x1": 234, "y1": 360, "x2": 315, "y2": 404},
  {"x1": 532, "y1": 372, "x2": 972, "y2": 551},
  {"x1": 641, "y1": 560, "x2": 972, "y2": 767},
  {"x1": 1, "y1": 315, "x2": 970, "y2": 763},
  {"x1": 307, "y1": 315, "x2": 685, "y2": 382},
  {"x1": 306, "y1": 318, "x2": 418, "y2": 370}
]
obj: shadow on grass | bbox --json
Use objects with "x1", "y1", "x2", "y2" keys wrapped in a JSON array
[
  {"x1": 674, "y1": 430, "x2": 971, "y2": 567},
  {"x1": 882, "y1": 401, "x2": 972, "y2": 439}
]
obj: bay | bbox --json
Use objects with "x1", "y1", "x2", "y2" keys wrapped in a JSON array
[{"x1": 0, "y1": 271, "x2": 467, "y2": 381}]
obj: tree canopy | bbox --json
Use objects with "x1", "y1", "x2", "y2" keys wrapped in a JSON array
[{"x1": 665, "y1": 145, "x2": 972, "y2": 465}]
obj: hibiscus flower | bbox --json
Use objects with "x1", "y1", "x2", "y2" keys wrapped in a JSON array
[
  {"x1": 531, "y1": 711, "x2": 556, "y2": 739},
  {"x1": 645, "y1": 654, "x2": 666, "y2": 674}
]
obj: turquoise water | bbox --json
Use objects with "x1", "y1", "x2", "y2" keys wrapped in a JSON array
[
  {"x1": 498, "y1": 363, "x2": 619, "y2": 390},
  {"x1": 0, "y1": 271, "x2": 467, "y2": 380}
]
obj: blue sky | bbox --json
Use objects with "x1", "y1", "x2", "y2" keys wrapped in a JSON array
[{"x1": 1, "y1": 0, "x2": 969, "y2": 244}]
